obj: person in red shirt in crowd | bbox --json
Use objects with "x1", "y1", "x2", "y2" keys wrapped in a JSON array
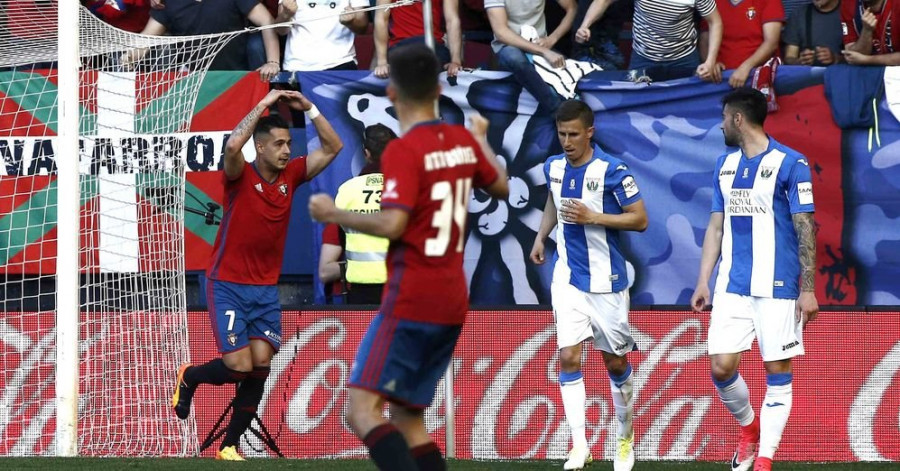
[
  {"x1": 309, "y1": 44, "x2": 509, "y2": 471},
  {"x1": 373, "y1": 0, "x2": 463, "y2": 78},
  {"x1": 82, "y1": 0, "x2": 150, "y2": 33},
  {"x1": 841, "y1": 0, "x2": 900, "y2": 65},
  {"x1": 701, "y1": 0, "x2": 784, "y2": 88},
  {"x1": 170, "y1": 89, "x2": 342, "y2": 461}
]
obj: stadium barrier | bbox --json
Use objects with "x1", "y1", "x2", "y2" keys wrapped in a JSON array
[{"x1": 2, "y1": 308, "x2": 897, "y2": 461}]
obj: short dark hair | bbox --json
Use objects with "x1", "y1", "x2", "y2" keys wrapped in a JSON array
[
  {"x1": 388, "y1": 43, "x2": 440, "y2": 102},
  {"x1": 555, "y1": 99, "x2": 594, "y2": 129},
  {"x1": 721, "y1": 87, "x2": 768, "y2": 126},
  {"x1": 363, "y1": 123, "x2": 397, "y2": 163},
  {"x1": 253, "y1": 115, "x2": 290, "y2": 141}
]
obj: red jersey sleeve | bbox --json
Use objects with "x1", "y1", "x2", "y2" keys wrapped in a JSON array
[
  {"x1": 286, "y1": 156, "x2": 308, "y2": 189},
  {"x1": 761, "y1": 0, "x2": 785, "y2": 23},
  {"x1": 322, "y1": 223, "x2": 341, "y2": 245},
  {"x1": 380, "y1": 140, "x2": 420, "y2": 212},
  {"x1": 841, "y1": 1, "x2": 859, "y2": 45}
]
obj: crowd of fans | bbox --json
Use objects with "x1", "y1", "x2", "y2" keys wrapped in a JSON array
[{"x1": 70, "y1": 0, "x2": 900, "y2": 110}]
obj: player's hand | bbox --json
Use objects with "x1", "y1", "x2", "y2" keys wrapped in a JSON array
[
  {"x1": 558, "y1": 199, "x2": 593, "y2": 225},
  {"x1": 257, "y1": 62, "x2": 280, "y2": 82},
  {"x1": 543, "y1": 50, "x2": 566, "y2": 69},
  {"x1": 283, "y1": 90, "x2": 314, "y2": 111},
  {"x1": 309, "y1": 194, "x2": 337, "y2": 222},
  {"x1": 841, "y1": 49, "x2": 872, "y2": 65},
  {"x1": 690, "y1": 285, "x2": 710, "y2": 312},
  {"x1": 575, "y1": 27, "x2": 591, "y2": 44},
  {"x1": 861, "y1": 8, "x2": 877, "y2": 31},
  {"x1": 259, "y1": 89, "x2": 288, "y2": 108},
  {"x1": 728, "y1": 63, "x2": 752, "y2": 89},
  {"x1": 796, "y1": 291, "x2": 819, "y2": 329},
  {"x1": 530, "y1": 238, "x2": 546, "y2": 264},
  {"x1": 815, "y1": 47, "x2": 836, "y2": 65},
  {"x1": 696, "y1": 60, "x2": 723, "y2": 83},
  {"x1": 446, "y1": 61, "x2": 462, "y2": 77},
  {"x1": 468, "y1": 114, "x2": 490, "y2": 139},
  {"x1": 374, "y1": 63, "x2": 390, "y2": 79},
  {"x1": 798, "y1": 49, "x2": 816, "y2": 66}
]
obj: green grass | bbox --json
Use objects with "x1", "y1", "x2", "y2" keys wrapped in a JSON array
[{"x1": 0, "y1": 458, "x2": 895, "y2": 470}]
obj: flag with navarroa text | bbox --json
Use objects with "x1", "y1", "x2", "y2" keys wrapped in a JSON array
[{"x1": 0, "y1": 70, "x2": 269, "y2": 274}]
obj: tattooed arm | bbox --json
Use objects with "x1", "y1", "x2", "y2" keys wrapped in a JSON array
[
  {"x1": 223, "y1": 90, "x2": 288, "y2": 180},
  {"x1": 793, "y1": 211, "x2": 819, "y2": 327}
]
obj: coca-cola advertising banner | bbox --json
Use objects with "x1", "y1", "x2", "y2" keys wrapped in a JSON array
[
  {"x1": 190, "y1": 309, "x2": 899, "y2": 462},
  {"x1": 1, "y1": 309, "x2": 897, "y2": 461}
]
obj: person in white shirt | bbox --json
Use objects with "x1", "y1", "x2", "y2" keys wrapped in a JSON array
[{"x1": 277, "y1": 0, "x2": 370, "y2": 71}]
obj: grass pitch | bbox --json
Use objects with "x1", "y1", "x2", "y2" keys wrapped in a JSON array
[{"x1": 0, "y1": 458, "x2": 895, "y2": 470}]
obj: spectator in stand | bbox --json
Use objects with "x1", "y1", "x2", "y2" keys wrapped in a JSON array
[
  {"x1": 625, "y1": 0, "x2": 724, "y2": 82},
  {"x1": 700, "y1": 0, "x2": 783, "y2": 88},
  {"x1": 277, "y1": 0, "x2": 370, "y2": 71},
  {"x1": 485, "y1": 0, "x2": 578, "y2": 114},
  {"x1": 572, "y1": 0, "x2": 631, "y2": 71},
  {"x1": 138, "y1": 0, "x2": 281, "y2": 79},
  {"x1": 840, "y1": 0, "x2": 900, "y2": 65},
  {"x1": 373, "y1": 0, "x2": 463, "y2": 78},
  {"x1": 782, "y1": 0, "x2": 844, "y2": 66},
  {"x1": 83, "y1": 0, "x2": 151, "y2": 33}
]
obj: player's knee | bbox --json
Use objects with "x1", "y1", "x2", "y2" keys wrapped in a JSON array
[
  {"x1": 603, "y1": 354, "x2": 629, "y2": 376},
  {"x1": 222, "y1": 355, "x2": 253, "y2": 373},
  {"x1": 709, "y1": 360, "x2": 737, "y2": 383},
  {"x1": 558, "y1": 349, "x2": 582, "y2": 372}
]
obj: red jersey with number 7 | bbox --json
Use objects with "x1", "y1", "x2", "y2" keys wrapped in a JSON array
[{"x1": 378, "y1": 121, "x2": 499, "y2": 325}]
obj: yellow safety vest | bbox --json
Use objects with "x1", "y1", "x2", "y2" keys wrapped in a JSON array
[{"x1": 335, "y1": 173, "x2": 389, "y2": 284}]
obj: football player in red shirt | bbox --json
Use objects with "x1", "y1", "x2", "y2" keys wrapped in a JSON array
[
  {"x1": 309, "y1": 44, "x2": 509, "y2": 470},
  {"x1": 171, "y1": 89, "x2": 342, "y2": 460}
]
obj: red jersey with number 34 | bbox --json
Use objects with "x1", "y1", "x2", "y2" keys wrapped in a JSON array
[{"x1": 378, "y1": 121, "x2": 499, "y2": 325}]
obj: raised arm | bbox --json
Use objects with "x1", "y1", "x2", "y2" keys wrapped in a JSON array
[
  {"x1": 792, "y1": 211, "x2": 819, "y2": 326},
  {"x1": 223, "y1": 90, "x2": 286, "y2": 180},
  {"x1": 279, "y1": 91, "x2": 343, "y2": 180},
  {"x1": 691, "y1": 212, "x2": 724, "y2": 311}
]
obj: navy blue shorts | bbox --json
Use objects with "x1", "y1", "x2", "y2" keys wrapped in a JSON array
[
  {"x1": 348, "y1": 313, "x2": 462, "y2": 409},
  {"x1": 206, "y1": 280, "x2": 282, "y2": 354}
]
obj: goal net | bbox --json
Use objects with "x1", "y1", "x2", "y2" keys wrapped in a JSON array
[{"x1": 0, "y1": 3, "x2": 238, "y2": 456}]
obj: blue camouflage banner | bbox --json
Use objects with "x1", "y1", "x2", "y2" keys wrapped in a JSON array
[{"x1": 297, "y1": 67, "x2": 900, "y2": 306}]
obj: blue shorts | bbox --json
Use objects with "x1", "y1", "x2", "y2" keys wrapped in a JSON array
[
  {"x1": 348, "y1": 313, "x2": 462, "y2": 409},
  {"x1": 206, "y1": 280, "x2": 282, "y2": 354}
]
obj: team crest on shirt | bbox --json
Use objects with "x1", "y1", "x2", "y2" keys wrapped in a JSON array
[
  {"x1": 227, "y1": 333, "x2": 237, "y2": 346},
  {"x1": 586, "y1": 178, "x2": 601, "y2": 192},
  {"x1": 760, "y1": 167, "x2": 775, "y2": 179},
  {"x1": 742, "y1": 168, "x2": 750, "y2": 178},
  {"x1": 279, "y1": 183, "x2": 288, "y2": 196},
  {"x1": 746, "y1": 7, "x2": 757, "y2": 19},
  {"x1": 569, "y1": 179, "x2": 576, "y2": 190}
]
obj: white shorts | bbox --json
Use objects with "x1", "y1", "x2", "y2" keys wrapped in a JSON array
[
  {"x1": 551, "y1": 282, "x2": 635, "y2": 356},
  {"x1": 708, "y1": 291, "x2": 805, "y2": 362}
]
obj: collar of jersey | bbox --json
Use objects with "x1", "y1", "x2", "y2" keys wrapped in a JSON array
[
  {"x1": 565, "y1": 143, "x2": 604, "y2": 169},
  {"x1": 742, "y1": 135, "x2": 776, "y2": 161},
  {"x1": 251, "y1": 161, "x2": 280, "y2": 184},
  {"x1": 408, "y1": 119, "x2": 442, "y2": 131}
]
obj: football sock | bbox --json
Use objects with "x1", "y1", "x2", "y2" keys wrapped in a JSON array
[
  {"x1": 363, "y1": 423, "x2": 418, "y2": 471},
  {"x1": 759, "y1": 373, "x2": 793, "y2": 459},
  {"x1": 559, "y1": 370, "x2": 587, "y2": 447},
  {"x1": 184, "y1": 358, "x2": 247, "y2": 386},
  {"x1": 608, "y1": 363, "x2": 634, "y2": 440},
  {"x1": 411, "y1": 441, "x2": 446, "y2": 471},
  {"x1": 221, "y1": 366, "x2": 269, "y2": 449},
  {"x1": 713, "y1": 372, "x2": 755, "y2": 427}
]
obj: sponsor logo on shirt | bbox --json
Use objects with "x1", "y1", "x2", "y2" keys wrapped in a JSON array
[
  {"x1": 263, "y1": 330, "x2": 282, "y2": 343},
  {"x1": 550, "y1": 177, "x2": 563, "y2": 184},
  {"x1": 782, "y1": 340, "x2": 800, "y2": 351},
  {"x1": 727, "y1": 189, "x2": 768, "y2": 214},
  {"x1": 616, "y1": 164, "x2": 628, "y2": 171},
  {"x1": 774, "y1": 280, "x2": 784, "y2": 287},
  {"x1": 382, "y1": 179, "x2": 399, "y2": 200},
  {"x1": 797, "y1": 182, "x2": 814, "y2": 205},
  {"x1": 798, "y1": 158, "x2": 809, "y2": 166},
  {"x1": 622, "y1": 176, "x2": 639, "y2": 198},
  {"x1": 254, "y1": 183, "x2": 264, "y2": 193},
  {"x1": 366, "y1": 175, "x2": 383, "y2": 186},
  {"x1": 719, "y1": 169, "x2": 736, "y2": 177}
]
